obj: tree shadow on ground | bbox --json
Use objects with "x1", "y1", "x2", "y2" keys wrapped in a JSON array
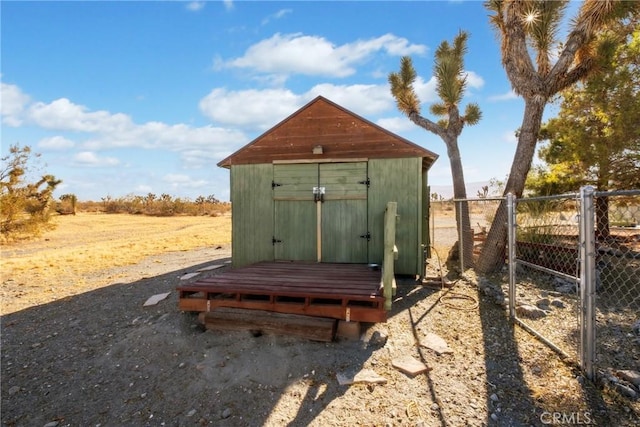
[
  {"x1": 2, "y1": 258, "x2": 626, "y2": 426},
  {"x1": 1, "y1": 256, "x2": 385, "y2": 426}
]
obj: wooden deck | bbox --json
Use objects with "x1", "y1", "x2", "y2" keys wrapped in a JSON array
[{"x1": 177, "y1": 261, "x2": 387, "y2": 323}]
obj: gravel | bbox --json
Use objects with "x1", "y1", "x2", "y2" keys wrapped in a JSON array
[{"x1": 2, "y1": 248, "x2": 639, "y2": 426}]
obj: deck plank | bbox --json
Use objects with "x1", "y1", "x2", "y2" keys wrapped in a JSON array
[{"x1": 177, "y1": 261, "x2": 386, "y2": 322}]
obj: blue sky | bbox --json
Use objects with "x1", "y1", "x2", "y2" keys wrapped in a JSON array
[{"x1": 1, "y1": 0, "x2": 565, "y2": 201}]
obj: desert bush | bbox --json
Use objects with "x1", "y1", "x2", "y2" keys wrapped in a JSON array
[
  {"x1": 1, "y1": 145, "x2": 61, "y2": 242},
  {"x1": 79, "y1": 193, "x2": 230, "y2": 217},
  {"x1": 57, "y1": 194, "x2": 77, "y2": 215}
]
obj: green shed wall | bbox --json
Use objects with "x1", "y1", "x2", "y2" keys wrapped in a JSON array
[
  {"x1": 229, "y1": 158, "x2": 428, "y2": 276},
  {"x1": 230, "y1": 164, "x2": 274, "y2": 267},
  {"x1": 368, "y1": 157, "x2": 424, "y2": 276}
]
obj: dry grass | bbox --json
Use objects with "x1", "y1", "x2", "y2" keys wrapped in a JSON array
[
  {"x1": 0, "y1": 212, "x2": 231, "y2": 314},
  {"x1": 2, "y1": 210, "x2": 639, "y2": 425}
]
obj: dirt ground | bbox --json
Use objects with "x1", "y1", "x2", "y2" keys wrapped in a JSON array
[{"x1": 1, "y1": 213, "x2": 639, "y2": 426}]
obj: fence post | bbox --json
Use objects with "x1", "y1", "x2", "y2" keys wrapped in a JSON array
[
  {"x1": 457, "y1": 199, "x2": 464, "y2": 273},
  {"x1": 383, "y1": 202, "x2": 398, "y2": 311},
  {"x1": 579, "y1": 186, "x2": 597, "y2": 380},
  {"x1": 507, "y1": 193, "x2": 516, "y2": 319}
]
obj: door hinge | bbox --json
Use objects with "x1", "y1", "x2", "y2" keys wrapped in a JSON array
[
  {"x1": 272, "y1": 237, "x2": 282, "y2": 245},
  {"x1": 272, "y1": 181, "x2": 282, "y2": 188},
  {"x1": 358, "y1": 178, "x2": 370, "y2": 187},
  {"x1": 360, "y1": 232, "x2": 371, "y2": 241}
]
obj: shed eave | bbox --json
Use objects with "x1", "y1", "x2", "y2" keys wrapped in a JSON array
[{"x1": 216, "y1": 95, "x2": 439, "y2": 169}]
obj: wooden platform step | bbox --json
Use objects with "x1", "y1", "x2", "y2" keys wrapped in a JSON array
[
  {"x1": 198, "y1": 308, "x2": 337, "y2": 342},
  {"x1": 177, "y1": 261, "x2": 387, "y2": 323}
]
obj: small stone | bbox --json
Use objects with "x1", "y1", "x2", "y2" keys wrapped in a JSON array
[
  {"x1": 614, "y1": 383, "x2": 637, "y2": 399},
  {"x1": 491, "y1": 413, "x2": 498, "y2": 421},
  {"x1": 44, "y1": 422, "x2": 59, "y2": 427},
  {"x1": 516, "y1": 304, "x2": 546, "y2": 319},
  {"x1": 536, "y1": 298, "x2": 550, "y2": 309},
  {"x1": 187, "y1": 409, "x2": 196, "y2": 417},
  {"x1": 8, "y1": 386, "x2": 20, "y2": 395},
  {"x1": 221, "y1": 408, "x2": 232, "y2": 419},
  {"x1": 550, "y1": 299, "x2": 565, "y2": 308},
  {"x1": 490, "y1": 393, "x2": 499, "y2": 402},
  {"x1": 633, "y1": 320, "x2": 640, "y2": 335},
  {"x1": 367, "y1": 330, "x2": 388, "y2": 346},
  {"x1": 617, "y1": 370, "x2": 640, "y2": 387},
  {"x1": 430, "y1": 403, "x2": 439, "y2": 411},
  {"x1": 420, "y1": 332, "x2": 453, "y2": 355}
]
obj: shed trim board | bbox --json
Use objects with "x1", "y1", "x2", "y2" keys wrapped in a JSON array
[{"x1": 273, "y1": 158, "x2": 368, "y2": 165}]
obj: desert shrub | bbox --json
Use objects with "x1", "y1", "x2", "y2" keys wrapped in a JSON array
[
  {"x1": 57, "y1": 194, "x2": 77, "y2": 215},
  {"x1": 1, "y1": 145, "x2": 61, "y2": 242},
  {"x1": 80, "y1": 193, "x2": 230, "y2": 217}
]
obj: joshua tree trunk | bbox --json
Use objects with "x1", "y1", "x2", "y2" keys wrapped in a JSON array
[
  {"x1": 446, "y1": 136, "x2": 473, "y2": 269},
  {"x1": 476, "y1": 96, "x2": 547, "y2": 274}
]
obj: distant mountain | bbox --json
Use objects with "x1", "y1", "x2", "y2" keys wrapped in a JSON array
[{"x1": 428, "y1": 181, "x2": 494, "y2": 200}]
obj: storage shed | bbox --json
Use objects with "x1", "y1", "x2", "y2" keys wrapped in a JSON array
[{"x1": 218, "y1": 96, "x2": 438, "y2": 276}]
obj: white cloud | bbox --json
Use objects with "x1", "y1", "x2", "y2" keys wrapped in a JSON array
[
  {"x1": 412, "y1": 72, "x2": 481, "y2": 106},
  {"x1": 414, "y1": 76, "x2": 439, "y2": 104},
  {"x1": 199, "y1": 87, "x2": 303, "y2": 130},
  {"x1": 463, "y1": 71, "x2": 484, "y2": 89},
  {"x1": 217, "y1": 33, "x2": 427, "y2": 79},
  {"x1": 28, "y1": 98, "x2": 133, "y2": 133},
  {"x1": 199, "y1": 83, "x2": 395, "y2": 130},
  {"x1": 5, "y1": 91, "x2": 247, "y2": 157},
  {"x1": 306, "y1": 83, "x2": 392, "y2": 115},
  {"x1": 38, "y1": 135, "x2": 75, "y2": 150},
  {"x1": 261, "y1": 9, "x2": 292, "y2": 26},
  {"x1": 73, "y1": 151, "x2": 120, "y2": 167},
  {"x1": 82, "y1": 121, "x2": 248, "y2": 159},
  {"x1": 135, "y1": 184, "x2": 153, "y2": 193},
  {"x1": 1, "y1": 82, "x2": 30, "y2": 126},
  {"x1": 502, "y1": 130, "x2": 518, "y2": 144},
  {"x1": 186, "y1": 2, "x2": 204, "y2": 12},
  {"x1": 163, "y1": 173, "x2": 208, "y2": 190},
  {"x1": 488, "y1": 90, "x2": 518, "y2": 102},
  {"x1": 376, "y1": 117, "x2": 415, "y2": 134},
  {"x1": 223, "y1": 0, "x2": 233, "y2": 11},
  {"x1": 180, "y1": 148, "x2": 231, "y2": 169}
]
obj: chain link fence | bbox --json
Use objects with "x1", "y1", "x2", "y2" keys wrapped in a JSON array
[
  {"x1": 508, "y1": 192, "x2": 582, "y2": 362},
  {"x1": 429, "y1": 198, "x2": 502, "y2": 270},
  {"x1": 431, "y1": 188, "x2": 640, "y2": 398},
  {"x1": 592, "y1": 190, "x2": 640, "y2": 393}
]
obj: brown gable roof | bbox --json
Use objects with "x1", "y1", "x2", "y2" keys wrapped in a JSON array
[{"x1": 218, "y1": 96, "x2": 439, "y2": 169}]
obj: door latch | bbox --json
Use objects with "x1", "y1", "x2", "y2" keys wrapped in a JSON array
[
  {"x1": 360, "y1": 232, "x2": 371, "y2": 241},
  {"x1": 313, "y1": 186, "x2": 325, "y2": 202}
]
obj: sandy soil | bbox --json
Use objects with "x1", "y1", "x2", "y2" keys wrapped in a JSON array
[{"x1": 1, "y1": 213, "x2": 639, "y2": 426}]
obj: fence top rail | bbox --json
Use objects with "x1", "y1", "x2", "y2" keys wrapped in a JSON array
[
  {"x1": 451, "y1": 197, "x2": 506, "y2": 202},
  {"x1": 513, "y1": 192, "x2": 579, "y2": 203},
  {"x1": 594, "y1": 189, "x2": 640, "y2": 197}
]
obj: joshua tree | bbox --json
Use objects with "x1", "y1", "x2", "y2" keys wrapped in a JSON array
[
  {"x1": 476, "y1": 0, "x2": 639, "y2": 273},
  {"x1": 389, "y1": 31, "x2": 482, "y2": 269}
]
